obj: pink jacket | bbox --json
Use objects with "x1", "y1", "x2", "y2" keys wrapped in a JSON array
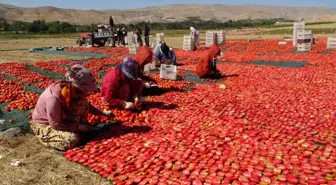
[{"x1": 32, "y1": 82, "x2": 102, "y2": 132}]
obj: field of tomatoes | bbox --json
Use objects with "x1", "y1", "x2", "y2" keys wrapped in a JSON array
[{"x1": 1, "y1": 39, "x2": 336, "y2": 184}]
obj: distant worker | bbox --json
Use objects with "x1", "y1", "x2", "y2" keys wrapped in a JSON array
[
  {"x1": 31, "y1": 65, "x2": 112, "y2": 151},
  {"x1": 109, "y1": 16, "x2": 114, "y2": 29},
  {"x1": 135, "y1": 27, "x2": 143, "y2": 46},
  {"x1": 144, "y1": 24, "x2": 151, "y2": 46},
  {"x1": 122, "y1": 28, "x2": 128, "y2": 45},
  {"x1": 117, "y1": 28, "x2": 125, "y2": 47},
  {"x1": 153, "y1": 42, "x2": 177, "y2": 66},
  {"x1": 98, "y1": 24, "x2": 103, "y2": 33},
  {"x1": 196, "y1": 44, "x2": 222, "y2": 79},
  {"x1": 190, "y1": 26, "x2": 200, "y2": 50}
]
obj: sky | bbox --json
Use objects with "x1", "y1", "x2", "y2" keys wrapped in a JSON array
[{"x1": 1, "y1": 0, "x2": 335, "y2": 9}]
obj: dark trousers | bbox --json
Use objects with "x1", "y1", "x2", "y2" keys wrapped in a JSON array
[
  {"x1": 137, "y1": 37, "x2": 143, "y2": 46},
  {"x1": 145, "y1": 36, "x2": 150, "y2": 46},
  {"x1": 118, "y1": 36, "x2": 125, "y2": 46}
]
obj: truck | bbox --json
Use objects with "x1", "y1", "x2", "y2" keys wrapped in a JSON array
[{"x1": 76, "y1": 29, "x2": 116, "y2": 47}]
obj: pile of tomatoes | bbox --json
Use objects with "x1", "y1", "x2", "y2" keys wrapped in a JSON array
[
  {"x1": 5, "y1": 92, "x2": 39, "y2": 111},
  {"x1": 0, "y1": 77, "x2": 25, "y2": 103},
  {"x1": 0, "y1": 63, "x2": 49, "y2": 83}
]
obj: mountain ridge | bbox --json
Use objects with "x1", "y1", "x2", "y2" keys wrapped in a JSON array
[{"x1": 1, "y1": 3, "x2": 336, "y2": 24}]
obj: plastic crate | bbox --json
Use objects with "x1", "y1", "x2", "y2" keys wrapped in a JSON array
[
  {"x1": 160, "y1": 64, "x2": 177, "y2": 80},
  {"x1": 215, "y1": 30, "x2": 226, "y2": 46},
  {"x1": 127, "y1": 32, "x2": 135, "y2": 45},
  {"x1": 128, "y1": 44, "x2": 139, "y2": 55},
  {"x1": 293, "y1": 22, "x2": 305, "y2": 46},
  {"x1": 183, "y1": 35, "x2": 194, "y2": 51},
  {"x1": 297, "y1": 43, "x2": 311, "y2": 52},
  {"x1": 327, "y1": 37, "x2": 336, "y2": 49},
  {"x1": 205, "y1": 31, "x2": 215, "y2": 47}
]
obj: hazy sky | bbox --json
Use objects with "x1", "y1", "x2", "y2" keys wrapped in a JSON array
[{"x1": 1, "y1": 0, "x2": 334, "y2": 9}]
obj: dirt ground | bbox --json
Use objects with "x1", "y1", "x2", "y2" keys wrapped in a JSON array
[
  {"x1": 0, "y1": 35, "x2": 286, "y2": 63},
  {"x1": 0, "y1": 134, "x2": 111, "y2": 185},
  {"x1": 0, "y1": 38, "x2": 91, "y2": 63}
]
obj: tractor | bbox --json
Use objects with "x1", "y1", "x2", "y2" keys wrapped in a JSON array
[{"x1": 76, "y1": 29, "x2": 116, "y2": 47}]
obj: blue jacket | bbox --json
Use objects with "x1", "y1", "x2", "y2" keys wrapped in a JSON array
[{"x1": 153, "y1": 44, "x2": 177, "y2": 64}]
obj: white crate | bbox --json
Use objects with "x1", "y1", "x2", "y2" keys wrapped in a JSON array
[
  {"x1": 297, "y1": 43, "x2": 311, "y2": 52},
  {"x1": 127, "y1": 32, "x2": 135, "y2": 45},
  {"x1": 297, "y1": 30, "x2": 312, "y2": 38},
  {"x1": 327, "y1": 37, "x2": 336, "y2": 49},
  {"x1": 205, "y1": 31, "x2": 216, "y2": 47},
  {"x1": 183, "y1": 35, "x2": 194, "y2": 51},
  {"x1": 296, "y1": 30, "x2": 313, "y2": 45},
  {"x1": 156, "y1": 33, "x2": 164, "y2": 44},
  {"x1": 293, "y1": 22, "x2": 305, "y2": 29},
  {"x1": 293, "y1": 21, "x2": 305, "y2": 46},
  {"x1": 215, "y1": 30, "x2": 226, "y2": 46},
  {"x1": 160, "y1": 64, "x2": 177, "y2": 80},
  {"x1": 128, "y1": 44, "x2": 139, "y2": 55}
]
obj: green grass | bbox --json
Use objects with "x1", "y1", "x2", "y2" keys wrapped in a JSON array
[
  {"x1": 0, "y1": 29, "x2": 217, "y2": 39},
  {"x1": 0, "y1": 32, "x2": 79, "y2": 40},
  {"x1": 264, "y1": 28, "x2": 336, "y2": 35}
]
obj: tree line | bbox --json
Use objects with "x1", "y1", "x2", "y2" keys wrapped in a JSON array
[{"x1": 0, "y1": 17, "x2": 292, "y2": 34}]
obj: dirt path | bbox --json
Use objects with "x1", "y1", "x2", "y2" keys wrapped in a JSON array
[{"x1": 0, "y1": 134, "x2": 111, "y2": 185}]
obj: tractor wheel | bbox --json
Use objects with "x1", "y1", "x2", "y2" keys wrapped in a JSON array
[
  {"x1": 97, "y1": 39, "x2": 105, "y2": 47},
  {"x1": 76, "y1": 39, "x2": 83, "y2": 46}
]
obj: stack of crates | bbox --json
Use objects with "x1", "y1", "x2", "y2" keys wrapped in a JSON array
[
  {"x1": 205, "y1": 31, "x2": 216, "y2": 47},
  {"x1": 296, "y1": 30, "x2": 312, "y2": 52},
  {"x1": 128, "y1": 44, "x2": 139, "y2": 55},
  {"x1": 293, "y1": 22, "x2": 305, "y2": 46},
  {"x1": 156, "y1": 33, "x2": 164, "y2": 44},
  {"x1": 127, "y1": 32, "x2": 135, "y2": 46},
  {"x1": 327, "y1": 37, "x2": 336, "y2": 49},
  {"x1": 183, "y1": 35, "x2": 194, "y2": 51},
  {"x1": 215, "y1": 30, "x2": 226, "y2": 46}
]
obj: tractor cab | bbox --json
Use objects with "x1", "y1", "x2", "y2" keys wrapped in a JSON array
[{"x1": 81, "y1": 32, "x2": 92, "y2": 39}]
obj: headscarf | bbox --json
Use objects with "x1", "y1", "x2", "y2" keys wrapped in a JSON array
[
  {"x1": 132, "y1": 46, "x2": 153, "y2": 66},
  {"x1": 65, "y1": 64, "x2": 98, "y2": 93},
  {"x1": 61, "y1": 65, "x2": 97, "y2": 108},
  {"x1": 160, "y1": 43, "x2": 170, "y2": 56},
  {"x1": 208, "y1": 44, "x2": 221, "y2": 59},
  {"x1": 119, "y1": 57, "x2": 139, "y2": 80}
]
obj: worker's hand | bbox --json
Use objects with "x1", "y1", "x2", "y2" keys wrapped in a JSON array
[
  {"x1": 133, "y1": 96, "x2": 143, "y2": 104},
  {"x1": 144, "y1": 82, "x2": 151, "y2": 88},
  {"x1": 77, "y1": 124, "x2": 92, "y2": 133},
  {"x1": 102, "y1": 110, "x2": 114, "y2": 117},
  {"x1": 124, "y1": 102, "x2": 134, "y2": 110}
]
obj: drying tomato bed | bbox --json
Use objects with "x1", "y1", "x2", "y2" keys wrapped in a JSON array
[
  {"x1": 62, "y1": 40, "x2": 336, "y2": 185},
  {"x1": 1, "y1": 39, "x2": 336, "y2": 184}
]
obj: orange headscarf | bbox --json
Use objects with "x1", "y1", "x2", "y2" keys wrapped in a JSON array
[{"x1": 132, "y1": 46, "x2": 153, "y2": 67}]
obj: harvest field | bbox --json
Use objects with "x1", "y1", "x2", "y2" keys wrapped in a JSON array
[{"x1": 0, "y1": 31, "x2": 336, "y2": 185}]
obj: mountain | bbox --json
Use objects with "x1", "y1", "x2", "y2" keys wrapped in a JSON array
[{"x1": 1, "y1": 3, "x2": 336, "y2": 24}]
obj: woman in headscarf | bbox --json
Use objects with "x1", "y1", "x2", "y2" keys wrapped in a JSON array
[
  {"x1": 196, "y1": 44, "x2": 222, "y2": 79},
  {"x1": 100, "y1": 59, "x2": 144, "y2": 110},
  {"x1": 31, "y1": 65, "x2": 112, "y2": 151},
  {"x1": 153, "y1": 42, "x2": 177, "y2": 66}
]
